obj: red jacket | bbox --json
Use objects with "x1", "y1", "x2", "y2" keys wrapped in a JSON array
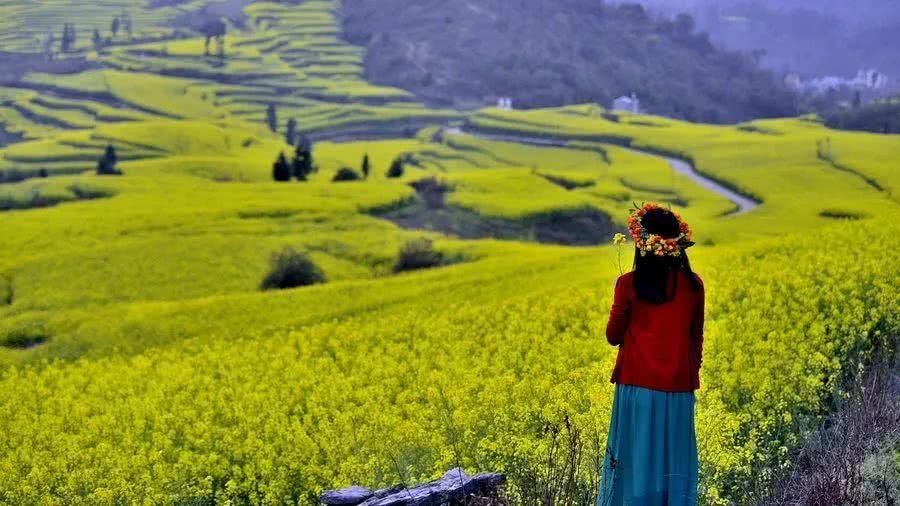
[{"x1": 606, "y1": 270, "x2": 705, "y2": 392}]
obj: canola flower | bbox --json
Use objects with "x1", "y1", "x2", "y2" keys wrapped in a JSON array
[{"x1": 0, "y1": 218, "x2": 896, "y2": 505}]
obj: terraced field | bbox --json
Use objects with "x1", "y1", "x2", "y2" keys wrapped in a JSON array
[{"x1": 0, "y1": 1, "x2": 899, "y2": 505}]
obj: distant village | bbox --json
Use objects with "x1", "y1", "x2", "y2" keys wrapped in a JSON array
[
  {"x1": 785, "y1": 68, "x2": 891, "y2": 96},
  {"x1": 488, "y1": 68, "x2": 894, "y2": 119},
  {"x1": 495, "y1": 93, "x2": 642, "y2": 114}
]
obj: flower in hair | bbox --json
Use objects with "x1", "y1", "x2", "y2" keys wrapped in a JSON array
[{"x1": 626, "y1": 202, "x2": 694, "y2": 257}]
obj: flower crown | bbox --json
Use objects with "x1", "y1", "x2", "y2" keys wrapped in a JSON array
[{"x1": 626, "y1": 202, "x2": 694, "y2": 257}]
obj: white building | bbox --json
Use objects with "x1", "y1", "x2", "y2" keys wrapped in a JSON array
[
  {"x1": 786, "y1": 69, "x2": 889, "y2": 95},
  {"x1": 496, "y1": 97, "x2": 513, "y2": 110},
  {"x1": 612, "y1": 93, "x2": 640, "y2": 114}
]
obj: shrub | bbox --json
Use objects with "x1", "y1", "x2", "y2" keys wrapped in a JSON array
[
  {"x1": 96, "y1": 144, "x2": 121, "y2": 175},
  {"x1": 410, "y1": 177, "x2": 449, "y2": 209},
  {"x1": 332, "y1": 167, "x2": 361, "y2": 182},
  {"x1": 272, "y1": 152, "x2": 290, "y2": 182},
  {"x1": 293, "y1": 144, "x2": 314, "y2": 181},
  {"x1": 392, "y1": 238, "x2": 445, "y2": 273},
  {"x1": 386, "y1": 157, "x2": 404, "y2": 178},
  {"x1": 819, "y1": 209, "x2": 867, "y2": 220},
  {"x1": 260, "y1": 248, "x2": 325, "y2": 290}
]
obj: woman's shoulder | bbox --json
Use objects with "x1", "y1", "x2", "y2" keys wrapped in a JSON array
[
  {"x1": 610, "y1": 271, "x2": 634, "y2": 293},
  {"x1": 689, "y1": 271, "x2": 703, "y2": 286},
  {"x1": 616, "y1": 271, "x2": 635, "y2": 285},
  {"x1": 683, "y1": 270, "x2": 704, "y2": 295}
]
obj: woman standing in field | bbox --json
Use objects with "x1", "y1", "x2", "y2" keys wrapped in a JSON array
[{"x1": 598, "y1": 203, "x2": 704, "y2": 506}]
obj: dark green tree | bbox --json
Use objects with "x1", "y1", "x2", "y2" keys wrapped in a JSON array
[
  {"x1": 386, "y1": 157, "x2": 404, "y2": 178},
  {"x1": 272, "y1": 152, "x2": 291, "y2": 182},
  {"x1": 92, "y1": 28, "x2": 103, "y2": 51},
  {"x1": 96, "y1": 144, "x2": 120, "y2": 175},
  {"x1": 111, "y1": 16, "x2": 120, "y2": 38},
  {"x1": 266, "y1": 103, "x2": 278, "y2": 134},
  {"x1": 292, "y1": 143, "x2": 313, "y2": 181},
  {"x1": 361, "y1": 153, "x2": 371, "y2": 179},
  {"x1": 285, "y1": 117, "x2": 298, "y2": 146},
  {"x1": 852, "y1": 90, "x2": 862, "y2": 109},
  {"x1": 43, "y1": 30, "x2": 55, "y2": 60},
  {"x1": 60, "y1": 24, "x2": 71, "y2": 52},
  {"x1": 121, "y1": 12, "x2": 132, "y2": 39},
  {"x1": 202, "y1": 19, "x2": 226, "y2": 57},
  {"x1": 296, "y1": 134, "x2": 311, "y2": 153}
]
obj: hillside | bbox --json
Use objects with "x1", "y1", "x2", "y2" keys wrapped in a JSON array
[{"x1": 341, "y1": 0, "x2": 797, "y2": 123}]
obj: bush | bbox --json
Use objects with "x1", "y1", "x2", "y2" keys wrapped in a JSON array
[
  {"x1": 272, "y1": 152, "x2": 291, "y2": 182},
  {"x1": 96, "y1": 144, "x2": 122, "y2": 175},
  {"x1": 332, "y1": 167, "x2": 361, "y2": 182},
  {"x1": 392, "y1": 238, "x2": 445, "y2": 273},
  {"x1": 386, "y1": 157, "x2": 404, "y2": 178},
  {"x1": 260, "y1": 248, "x2": 326, "y2": 290}
]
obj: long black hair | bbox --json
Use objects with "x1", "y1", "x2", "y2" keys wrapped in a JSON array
[{"x1": 632, "y1": 207, "x2": 701, "y2": 303}]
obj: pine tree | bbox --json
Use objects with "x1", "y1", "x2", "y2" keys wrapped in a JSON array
[
  {"x1": 43, "y1": 30, "x2": 55, "y2": 60},
  {"x1": 292, "y1": 143, "x2": 314, "y2": 181},
  {"x1": 92, "y1": 29, "x2": 103, "y2": 51},
  {"x1": 69, "y1": 24, "x2": 77, "y2": 48},
  {"x1": 202, "y1": 19, "x2": 226, "y2": 57},
  {"x1": 296, "y1": 134, "x2": 311, "y2": 153},
  {"x1": 272, "y1": 152, "x2": 291, "y2": 182},
  {"x1": 122, "y1": 12, "x2": 132, "y2": 39},
  {"x1": 852, "y1": 90, "x2": 862, "y2": 109},
  {"x1": 111, "y1": 16, "x2": 120, "y2": 38},
  {"x1": 285, "y1": 118, "x2": 298, "y2": 146},
  {"x1": 361, "y1": 153, "x2": 371, "y2": 179},
  {"x1": 386, "y1": 157, "x2": 404, "y2": 178},
  {"x1": 60, "y1": 24, "x2": 70, "y2": 52},
  {"x1": 266, "y1": 103, "x2": 278, "y2": 134}
]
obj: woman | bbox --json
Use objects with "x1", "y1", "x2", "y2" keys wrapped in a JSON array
[{"x1": 598, "y1": 203, "x2": 704, "y2": 506}]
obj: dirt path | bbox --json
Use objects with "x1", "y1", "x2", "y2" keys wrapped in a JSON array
[{"x1": 448, "y1": 126, "x2": 760, "y2": 216}]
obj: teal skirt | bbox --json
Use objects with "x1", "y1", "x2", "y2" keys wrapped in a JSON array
[{"x1": 597, "y1": 384, "x2": 698, "y2": 506}]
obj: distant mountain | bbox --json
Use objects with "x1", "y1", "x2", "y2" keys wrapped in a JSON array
[
  {"x1": 620, "y1": 0, "x2": 900, "y2": 80},
  {"x1": 342, "y1": 0, "x2": 797, "y2": 123}
]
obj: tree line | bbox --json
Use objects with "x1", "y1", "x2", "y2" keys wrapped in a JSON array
[{"x1": 267, "y1": 103, "x2": 407, "y2": 183}]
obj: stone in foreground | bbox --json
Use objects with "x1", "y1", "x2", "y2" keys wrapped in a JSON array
[{"x1": 320, "y1": 468, "x2": 506, "y2": 506}]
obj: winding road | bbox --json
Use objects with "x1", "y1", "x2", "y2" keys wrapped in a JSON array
[
  {"x1": 300, "y1": 122, "x2": 760, "y2": 216},
  {"x1": 445, "y1": 126, "x2": 760, "y2": 216}
]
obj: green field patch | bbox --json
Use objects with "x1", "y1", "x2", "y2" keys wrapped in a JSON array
[
  {"x1": 537, "y1": 171, "x2": 597, "y2": 190},
  {"x1": 819, "y1": 208, "x2": 870, "y2": 220},
  {"x1": 374, "y1": 175, "x2": 615, "y2": 246},
  {"x1": 1, "y1": 330, "x2": 48, "y2": 350},
  {"x1": 0, "y1": 179, "x2": 115, "y2": 212}
]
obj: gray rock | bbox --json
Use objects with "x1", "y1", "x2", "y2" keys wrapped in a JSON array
[
  {"x1": 357, "y1": 469, "x2": 506, "y2": 506},
  {"x1": 320, "y1": 485, "x2": 374, "y2": 505}
]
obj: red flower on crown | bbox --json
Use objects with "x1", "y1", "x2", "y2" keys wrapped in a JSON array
[{"x1": 625, "y1": 203, "x2": 694, "y2": 257}]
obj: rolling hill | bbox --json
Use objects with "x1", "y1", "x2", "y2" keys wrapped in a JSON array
[{"x1": 342, "y1": 0, "x2": 798, "y2": 123}]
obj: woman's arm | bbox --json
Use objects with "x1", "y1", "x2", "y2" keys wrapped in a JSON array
[{"x1": 605, "y1": 276, "x2": 631, "y2": 345}]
